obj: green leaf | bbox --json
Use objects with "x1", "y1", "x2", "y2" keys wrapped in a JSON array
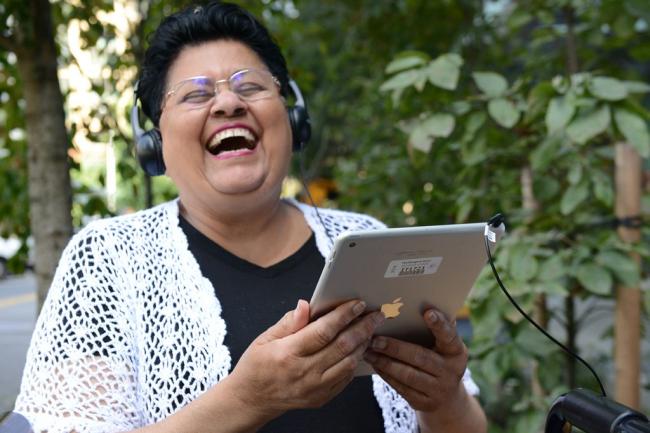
[
  {"x1": 536, "y1": 281, "x2": 569, "y2": 296},
  {"x1": 379, "y1": 69, "x2": 420, "y2": 92},
  {"x1": 560, "y1": 181, "x2": 589, "y2": 214},
  {"x1": 385, "y1": 55, "x2": 427, "y2": 74},
  {"x1": 538, "y1": 255, "x2": 566, "y2": 281},
  {"x1": 566, "y1": 105, "x2": 611, "y2": 144},
  {"x1": 455, "y1": 194, "x2": 474, "y2": 224},
  {"x1": 588, "y1": 77, "x2": 628, "y2": 101},
  {"x1": 408, "y1": 126, "x2": 434, "y2": 153},
  {"x1": 515, "y1": 328, "x2": 557, "y2": 357},
  {"x1": 622, "y1": 80, "x2": 650, "y2": 93},
  {"x1": 488, "y1": 98, "x2": 520, "y2": 128},
  {"x1": 473, "y1": 71, "x2": 509, "y2": 97},
  {"x1": 545, "y1": 96, "x2": 576, "y2": 133},
  {"x1": 450, "y1": 101, "x2": 471, "y2": 115},
  {"x1": 568, "y1": 163, "x2": 582, "y2": 185},
  {"x1": 592, "y1": 170, "x2": 614, "y2": 206},
  {"x1": 421, "y1": 113, "x2": 456, "y2": 137},
  {"x1": 596, "y1": 251, "x2": 640, "y2": 287},
  {"x1": 461, "y1": 134, "x2": 487, "y2": 166},
  {"x1": 510, "y1": 251, "x2": 538, "y2": 282},
  {"x1": 525, "y1": 82, "x2": 555, "y2": 123},
  {"x1": 534, "y1": 177, "x2": 561, "y2": 201},
  {"x1": 407, "y1": 113, "x2": 456, "y2": 153},
  {"x1": 463, "y1": 112, "x2": 487, "y2": 140},
  {"x1": 575, "y1": 263, "x2": 613, "y2": 295},
  {"x1": 614, "y1": 108, "x2": 650, "y2": 157},
  {"x1": 427, "y1": 54, "x2": 463, "y2": 90},
  {"x1": 530, "y1": 134, "x2": 563, "y2": 171}
]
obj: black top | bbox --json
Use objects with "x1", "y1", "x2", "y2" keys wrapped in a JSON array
[{"x1": 179, "y1": 215, "x2": 385, "y2": 433}]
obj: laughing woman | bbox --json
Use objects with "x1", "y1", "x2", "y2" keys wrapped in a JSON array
[{"x1": 14, "y1": 2, "x2": 487, "y2": 432}]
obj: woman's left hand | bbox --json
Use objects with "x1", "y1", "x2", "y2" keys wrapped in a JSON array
[{"x1": 362, "y1": 308, "x2": 468, "y2": 413}]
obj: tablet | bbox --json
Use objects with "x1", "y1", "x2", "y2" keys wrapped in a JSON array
[{"x1": 309, "y1": 221, "x2": 504, "y2": 375}]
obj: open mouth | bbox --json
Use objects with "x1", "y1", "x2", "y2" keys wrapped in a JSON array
[{"x1": 206, "y1": 127, "x2": 257, "y2": 156}]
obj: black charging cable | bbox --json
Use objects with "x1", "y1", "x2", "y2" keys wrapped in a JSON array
[{"x1": 484, "y1": 213, "x2": 607, "y2": 397}]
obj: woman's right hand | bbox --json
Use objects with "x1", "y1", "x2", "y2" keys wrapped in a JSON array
[{"x1": 226, "y1": 299, "x2": 385, "y2": 421}]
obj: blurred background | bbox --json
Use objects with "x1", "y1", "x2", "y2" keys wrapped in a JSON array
[{"x1": 1, "y1": 0, "x2": 649, "y2": 431}]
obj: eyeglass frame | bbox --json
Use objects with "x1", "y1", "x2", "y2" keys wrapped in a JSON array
[{"x1": 161, "y1": 68, "x2": 282, "y2": 111}]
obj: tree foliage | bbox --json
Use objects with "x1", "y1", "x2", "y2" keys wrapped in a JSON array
[{"x1": 334, "y1": 1, "x2": 650, "y2": 431}]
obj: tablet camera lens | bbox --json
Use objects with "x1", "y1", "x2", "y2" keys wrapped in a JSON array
[{"x1": 349, "y1": 242, "x2": 356, "y2": 248}]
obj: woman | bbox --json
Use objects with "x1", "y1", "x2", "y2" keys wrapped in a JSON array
[{"x1": 15, "y1": 2, "x2": 487, "y2": 432}]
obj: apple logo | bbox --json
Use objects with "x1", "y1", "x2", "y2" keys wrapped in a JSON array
[{"x1": 381, "y1": 297, "x2": 404, "y2": 319}]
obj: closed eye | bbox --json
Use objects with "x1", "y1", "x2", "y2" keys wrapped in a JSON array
[
  {"x1": 181, "y1": 90, "x2": 214, "y2": 103},
  {"x1": 235, "y1": 83, "x2": 266, "y2": 97}
]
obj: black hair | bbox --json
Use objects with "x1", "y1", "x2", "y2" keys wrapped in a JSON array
[{"x1": 137, "y1": 1, "x2": 290, "y2": 126}]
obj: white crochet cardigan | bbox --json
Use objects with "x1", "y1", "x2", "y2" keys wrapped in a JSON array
[{"x1": 15, "y1": 199, "x2": 478, "y2": 433}]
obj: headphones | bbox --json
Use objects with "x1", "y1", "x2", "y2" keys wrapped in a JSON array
[{"x1": 130, "y1": 78, "x2": 312, "y2": 177}]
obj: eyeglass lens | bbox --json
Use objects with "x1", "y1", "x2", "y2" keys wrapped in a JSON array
[{"x1": 170, "y1": 69, "x2": 277, "y2": 107}]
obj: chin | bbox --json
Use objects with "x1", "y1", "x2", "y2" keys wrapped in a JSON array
[{"x1": 212, "y1": 177, "x2": 269, "y2": 196}]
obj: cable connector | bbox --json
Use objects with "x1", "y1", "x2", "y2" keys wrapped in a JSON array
[
  {"x1": 488, "y1": 213, "x2": 505, "y2": 228},
  {"x1": 485, "y1": 213, "x2": 505, "y2": 243}
]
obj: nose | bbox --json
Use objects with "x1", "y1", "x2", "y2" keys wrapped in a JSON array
[{"x1": 209, "y1": 86, "x2": 247, "y2": 117}]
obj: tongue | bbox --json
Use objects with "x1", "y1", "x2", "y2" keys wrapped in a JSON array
[{"x1": 212, "y1": 136, "x2": 252, "y2": 155}]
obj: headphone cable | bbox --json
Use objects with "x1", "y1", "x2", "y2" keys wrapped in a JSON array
[
  {"x1": 484, "y1": 216, "x2": 607, "y2": 397},
  {"x1": 297, "y1": 149, "x2": 335, "y2": 247}
]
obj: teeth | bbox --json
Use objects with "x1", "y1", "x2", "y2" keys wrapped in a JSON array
[{"x1": 208, "y1": 127, "x2": 256, "y2": 151}]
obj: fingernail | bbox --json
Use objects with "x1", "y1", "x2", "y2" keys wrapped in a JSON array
[
  {"x1": 428, "y1": 311, "x2": 438, "y2": 324},
  {"x1": 371, "y1": 336, "x2": 387, "y2": 350},
  {"x1": 353, "y1": 301, "x2": 367, "y2": 315},
  {"x1": 364, "y1": 351, "x2": 378, "y2": 363},
  {"x1": 374, "y1": 312, "x2": 386, "y2": 326}
]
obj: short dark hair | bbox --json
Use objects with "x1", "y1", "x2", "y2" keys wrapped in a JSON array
[{"x1": 137, "y1": 1, "x2": 289, "y2": 126}]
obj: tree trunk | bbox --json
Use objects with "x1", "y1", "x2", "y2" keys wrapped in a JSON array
[
  {"x1": 614, "y1": 142, "x2": 642, "y2": 409},
  {"x1": 15, "y1": 0, "x2": 73, "y2": 310}
]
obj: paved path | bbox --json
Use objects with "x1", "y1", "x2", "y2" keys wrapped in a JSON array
[{"x1": 0, "y1": 273, "x2": 36, "y2": 416}]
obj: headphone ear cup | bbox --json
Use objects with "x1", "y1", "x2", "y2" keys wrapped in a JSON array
[
  {"x1": 136, "y1": 129, "x2": 165, "y2": 176},
  {"x1": 289, "y1": 105, "x2": 312, "y2": 152}
]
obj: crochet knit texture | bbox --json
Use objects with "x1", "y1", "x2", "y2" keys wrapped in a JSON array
[{"x1": 15, "y1": 199, "x2": 477, "y2": 433}]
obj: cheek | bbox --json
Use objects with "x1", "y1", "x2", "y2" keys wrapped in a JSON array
[
  {"x1": 160, "y1": 113, "x2": 204, "y2": 154},
  {"x1": 264, "y1": 107, "x2": 293, "y2": 148},
  {"x1": 159, "y1": 113, "x2": 206, "y2": 177}
]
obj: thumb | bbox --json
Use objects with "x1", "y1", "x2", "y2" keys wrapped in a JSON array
[{"x1": 258, "y1": 299, "x2": 310, "y2": 343}]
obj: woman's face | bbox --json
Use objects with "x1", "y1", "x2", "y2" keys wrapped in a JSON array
[{"x1": 159, "y1": 39, "x2": 292, "y2": 208}]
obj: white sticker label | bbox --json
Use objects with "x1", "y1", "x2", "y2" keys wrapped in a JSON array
[
  {"x1": 487, "y1": 229, "x2": 496, "y2": 243},
  {"x1": 384, "y1": 257, "x2": 443, "y2": 278}
]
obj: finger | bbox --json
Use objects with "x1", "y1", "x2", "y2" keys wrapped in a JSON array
[
  {"x1": 364, "y1": 350, "x2": 437, "y2": 393},
  {"x1": 380, "y1": 374, "x2": 430, "y2": 410},
  {"x1": 291, "y1": 299, "x2": 311, "y2": 333},
  {"x1": 367, "y1": 354, "x2": 432, "y2": 409},
  {"x1": 321, "y1": 336, "x2": 368, "y2": 385},
  {"x1": 289, "y1": 300, "x2": 367, "y2": 355},
  {"x1": 258, "y1": 299, "x2": 310, "y2": 344},
  {"x1": 368, "y1": 335, "x2": 444, "y2": 376},
  {"x1": 425, "y1": 309, "x2": 466, "y2": 356},
  {"x1": 317, "y1": 311, "x2": 385, "y2": 369}
]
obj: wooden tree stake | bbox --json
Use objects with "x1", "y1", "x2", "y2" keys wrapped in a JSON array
[{"x1": 614, "y1": 142, "x2": 642, "y2": 409}]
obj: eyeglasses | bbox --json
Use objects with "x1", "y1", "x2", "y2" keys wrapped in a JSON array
[{"x1": 162, "y1": 68, "x2": 281, "y2": 110}]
